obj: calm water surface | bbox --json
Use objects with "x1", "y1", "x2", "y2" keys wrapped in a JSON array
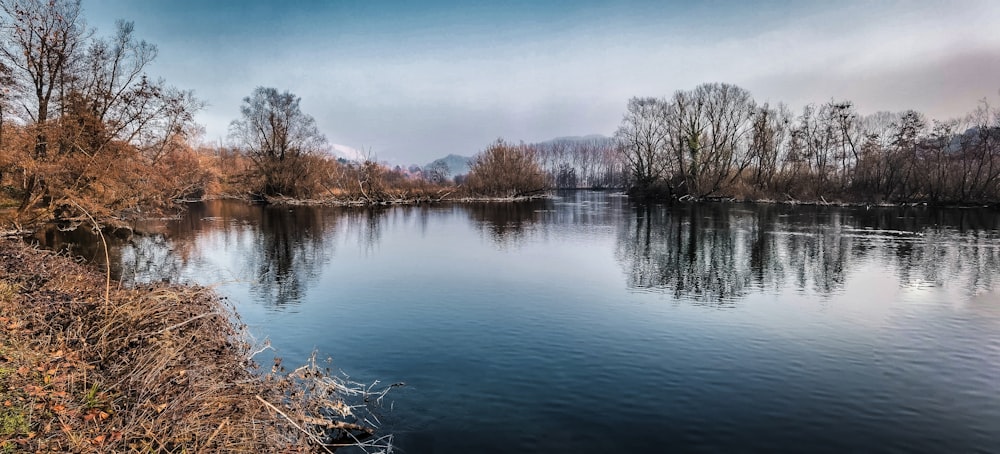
[{"x1": 43, "y1": 192, "x2": 1000, "y2": 453}]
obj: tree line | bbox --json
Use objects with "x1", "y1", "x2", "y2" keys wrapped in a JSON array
[
  {"x1": 2, "y1": 0, "x2": 997, "y2": 231},
  {"x1": 615, "y1": 82, "x2": 1000, "y2": 204},
  {"x1": 0, "y1": 0, "x2": 552, "y2": 230}
]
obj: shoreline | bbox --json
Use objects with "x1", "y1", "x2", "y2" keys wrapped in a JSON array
[
  {"x1": 3, "y1": 191, "x2": 997, "y2": 238},
  {"x1": 0, "y1": 239, "x2": 392, "y2": 452},
  {"x1": 207, "y1": 191, "x2": 1000, "y2": 210}
]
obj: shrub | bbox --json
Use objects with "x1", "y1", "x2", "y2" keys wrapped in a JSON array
[{"x1": 464, "y1": 139, "x2": 548, "y2": 197}]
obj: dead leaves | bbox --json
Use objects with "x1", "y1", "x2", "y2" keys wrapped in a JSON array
[
  {"x1": 90, "y1": 430, "x2": 122, "y2": 445},
  {"x1": 83, "y1": 409, "x2": 110, "y2": 423}
]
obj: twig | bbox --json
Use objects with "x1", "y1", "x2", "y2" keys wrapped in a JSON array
[
  {"x1": 70, "y1": 201, "x2": 111, "y2": 305},
  {"x1": 197, "y1": 417, "x2": 228, "y2": 454},
  {"x1": 248, "y1": 338, "x2": 273, "y2": 358},
  {"x1": 156, "y1": 312, "x2": 220, "y2": 335}
]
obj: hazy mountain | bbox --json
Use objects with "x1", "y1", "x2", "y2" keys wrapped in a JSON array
[{"x1": 425, "y1": 154, "x2": 472, "y2": 176}]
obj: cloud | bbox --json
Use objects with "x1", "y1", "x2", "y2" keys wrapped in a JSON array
[
  {"x1": 747, "y1": 48, "x2": 1000, "y2": 121},
  {"x1": 82, "y1": 0, "x2": 1000, "y2": 164}
]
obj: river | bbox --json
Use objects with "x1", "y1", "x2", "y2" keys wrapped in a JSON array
[{"x1": 39, "y1": 191, "x2": 1000, "y2": 453}]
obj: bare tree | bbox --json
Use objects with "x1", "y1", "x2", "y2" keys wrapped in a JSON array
[
  {"x1": 889, "y1": 110, "x2": 927, "y2": 199},
  {"x1": 0, "y1": 59, "x2": 12, "y2": 180},
  {"x1": 425, "y1": 160, "x2": 450, "y2": 185},
  {"x1": 0, "y1": 0, "x2": 85, "y2": 139},
  {"x1": 667, "y1": 83, "x2": 756, "y2": 197},
  {"x1": 921, "y1": 119, "x2": 960, "y2": 202},
  {"x1": 829, "y1": 101, "x2": 862, "y2": 186},
  {"x1": 0, "y1": 0, "x2": 86, "y2": 210},
  {"x1": 615, "y1": 97, "x2": 673, "y2": 194},
  {"x1": 229, "y1": 87, "x2": 327, "y2": 197},
  {"x1": 747, "y1": 102, "x2": 791, "y2": 190},
  {"x1": 961, "y1": 100, "x2": 1000, "y2": 201}
]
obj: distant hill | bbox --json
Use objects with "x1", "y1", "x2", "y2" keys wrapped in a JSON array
[{"x1": 425, "y1": 154, "x2": 472, "y2": 177}]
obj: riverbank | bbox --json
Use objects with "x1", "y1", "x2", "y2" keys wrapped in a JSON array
[
  {"x1": 0, "y1": 239, "x2": 390, "y2": 452},
  {"x1": 5, "y1": 189, "x2": 995, "y2": 239},
  {"x1": 255, "y1": 191, "x2": 551, "y2": 207}
]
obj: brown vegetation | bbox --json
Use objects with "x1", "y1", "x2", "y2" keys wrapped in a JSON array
[
  {"x1": 616, "y1": 83, "x2": 1000, "y2": 204},
  {"x1": 0, "y1": 0, "x2": 207, "y2": 229},
  {"x1": 1, "y1": 0, "x2": 995, "y2": 235},
  {"x1": 464, "y1": 139, "x2": 548, "y2": 198},
  {"x1": 0, "y1": 239, "x2": 395, "y2": 452}
]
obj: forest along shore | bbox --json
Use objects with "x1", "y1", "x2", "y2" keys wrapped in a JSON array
[{"x1": 0, "y1": 239, "x2": 393, "y2": 453}]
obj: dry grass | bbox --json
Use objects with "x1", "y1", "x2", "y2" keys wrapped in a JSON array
[{"x1": 0, "y1": 239, "x2": 395, "y2": 453}]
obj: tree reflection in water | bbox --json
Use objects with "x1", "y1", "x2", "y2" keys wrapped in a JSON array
[
  {"x1": 465, "y1": 200, "x2": 546, "y2": 248},
  {"x1": 33, "y1": 196, "x2": 1000, "y2": 310},
  {"x1": 107, "y1": 201, "x2": 384, "y2": 308},
  {"x1": 616, "y1": 203, "x2": 1000, "y2": 303},
  {"x1": 249, "y1": 205, "x2": 331, "y2": 307}
]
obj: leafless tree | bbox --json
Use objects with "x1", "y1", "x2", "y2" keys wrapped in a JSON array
[
  {"x1": 666, "y1": 83, "x2": 756, "y2": 197},
  {"x1": 0, "y1": 0, "x2": 86, "y2": 209},
  {"x1": 960, "y1": 100, "x2": 1000, "y2": 201},
  {"x1": 615, "y1": 97, "x2": 673, "y2": 194},
  {"x1": 747, "y1": 102, "x2": 791, "y2": 190},
  {"x1": 229, "y1": 87, "x2": 327, "y2": 197},
  {"x1": 425, "y1": 160, "x2": 450, "y2": 185},
  {"x1": 0, "y1": 0, "x2": 86, "y2": 130}
]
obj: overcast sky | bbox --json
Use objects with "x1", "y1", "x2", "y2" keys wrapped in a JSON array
[{"x1": 84, "y1": 0, "x2": 1000, "y2": 164}]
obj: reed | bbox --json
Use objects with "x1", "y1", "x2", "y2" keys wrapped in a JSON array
[{"x1": 0, "y1": 239, "x2": 395, "y2": 452}]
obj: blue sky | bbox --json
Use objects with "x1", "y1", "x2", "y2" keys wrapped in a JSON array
[{"x1": 85, "y1": 0, "x2": 1000, "y2": 164}]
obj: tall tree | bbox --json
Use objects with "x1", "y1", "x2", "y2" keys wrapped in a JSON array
[
  {"x1": 0, "y1": 0, "x2": 86, "y2": 210},
  {"x1": 747, "y1": 102, "x2": 791, "y2": 190},
  {"x1": 668, "y1": 83, "x2": 756, "y2": 197},
  {"x1": 615, "y1": 97, "x2": 673, "y2": 194},
  {"x1": 0, "y1": 0, "x2": 86, "y2": 152},
  {"x1": 229, "y1": 87, "x2": 327, "y2": 196}
]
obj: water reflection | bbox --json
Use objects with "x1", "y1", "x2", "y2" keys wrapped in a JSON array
[
  {"x1": 44, "y1": 202, "x2": 387, "y2": 308},
  {"x1": 466, "y1": 191, "x2": 627, "y2": 248},
  {"x1": 465, "y1": 200, "x2": 546, "y2": 247},
  {"x1": 33, "y1": 196, "x2": 1000, "y2": 308},
  {"x1": 246, "y1": 205, "x2": 331, "y2": 306},
  {"x1": 27, "y1": 194, "x2": 1000, "y2": 453},
  {"x1": 616, "y1": 203, "x2": 1000, "y2": 302},
  {"x1": 616, "y1": 204, "x2": 756, "y2": 303}
]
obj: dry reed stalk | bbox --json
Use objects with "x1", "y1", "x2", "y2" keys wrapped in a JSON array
[{"x1": 0, "y1": 239, "x2": 397, "y2": 453}]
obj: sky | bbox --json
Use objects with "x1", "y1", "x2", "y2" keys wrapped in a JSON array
[{"x1": 83, "y1": 0, "x2": 1000, "y2": 165}]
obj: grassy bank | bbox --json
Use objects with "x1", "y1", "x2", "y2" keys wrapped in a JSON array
[{"x1": 0, "y1": 240, "x2": 392, "y2": 453}]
